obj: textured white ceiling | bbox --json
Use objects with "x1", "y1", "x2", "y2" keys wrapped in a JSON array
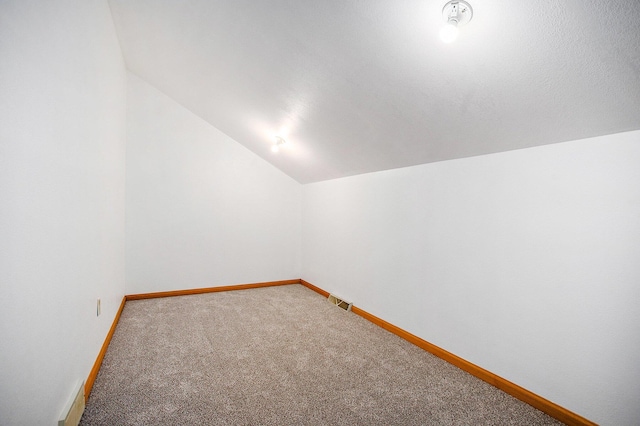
[{"x1": 108, "y1": 0, "x2": 640, "y2": 183}]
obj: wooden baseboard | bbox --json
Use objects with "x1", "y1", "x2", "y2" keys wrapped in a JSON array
[
  {"x1": 125, "y1": 279, "x2": 301, "y2": 301},
  {"x1": 300, "y1": 279, "x2": 330, "y2": 298},
  {"x1": 85, "y1": 296, "x2": 126, "y2": 401},
  {"x1": 301, "y1": 280, "x2": 596, "y2": 426}
]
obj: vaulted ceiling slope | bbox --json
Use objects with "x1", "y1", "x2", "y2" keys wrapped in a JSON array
[{"x1": 108, "y1": 0, "x2": 640, "y2": 183}]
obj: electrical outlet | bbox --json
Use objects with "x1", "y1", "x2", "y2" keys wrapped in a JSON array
[{"x1": 97, "y1": 299, "x2": 101, "y2": 316}]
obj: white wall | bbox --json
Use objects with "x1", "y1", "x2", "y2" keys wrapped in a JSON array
[
  {"x1": 301, "y1": 130, "x2": 640, "y2": 425},
  {"x1": 0, "y1": 1, "x2": 127, "y2": 425},
  {"x1": 125, "y1": 73, "x2": 301, "y2": 294}
]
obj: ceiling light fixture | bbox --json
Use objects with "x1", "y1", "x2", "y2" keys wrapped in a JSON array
[
  {"x1": 271, "y1": 135, "x2": 287, "y2": 153},
  {"x1": 440, "y1": 1, "x2": 473, "y2": 43}
]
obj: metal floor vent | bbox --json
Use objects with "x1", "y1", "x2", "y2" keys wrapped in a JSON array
[{"x1": 328, "y1": 293, "x2": 353, "y2": 311}]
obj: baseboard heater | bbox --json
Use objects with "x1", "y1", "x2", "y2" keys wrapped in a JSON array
[{"x1": 328, "y1": 293, "x2": 353, "y2": 311}]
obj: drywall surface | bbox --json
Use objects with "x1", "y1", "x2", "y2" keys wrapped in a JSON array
[
  {"x1": 0, "y1": 1, "x2": 127, "y2": 424},
  {"x1": 125, "y1": 73, "x2": 301, "y2": 294},
  {"x1": 108, "y1": 0, "x2": 640, "y2": 184},
  {"x1": 301, "y1": 130, "x2": 640, "y2": 425}
]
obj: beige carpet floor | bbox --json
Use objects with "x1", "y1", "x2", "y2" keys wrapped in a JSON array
[{"x1": 81, "y1": 284, "x2": 562, "y2": 425}]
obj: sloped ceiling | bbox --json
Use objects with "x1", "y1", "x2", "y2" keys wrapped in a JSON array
[{"x1": 108, "y1": 0, "x2": 640, "y2": 183}]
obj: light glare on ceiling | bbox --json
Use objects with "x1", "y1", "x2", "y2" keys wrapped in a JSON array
[{"x1": 272, "y1": 135, "x2": 287, "y2": 153}]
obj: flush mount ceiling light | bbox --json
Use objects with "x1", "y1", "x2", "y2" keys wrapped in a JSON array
[
  {"x1": 440, "y1": 0, "x2": 473, "y2": 43},
  {"x1": 271, "y1": 135, "x2": 287, "y2": 153}
]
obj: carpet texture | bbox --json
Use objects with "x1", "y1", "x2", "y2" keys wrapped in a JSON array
[{"x1": 81, "y1": 284, "x2": 562, "y2": 425}]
